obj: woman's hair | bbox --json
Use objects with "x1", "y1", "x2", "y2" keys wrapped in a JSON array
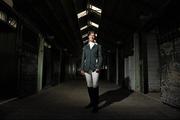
[{"x1": 88, "y1": 31, "x2": 96, "y2": 37}]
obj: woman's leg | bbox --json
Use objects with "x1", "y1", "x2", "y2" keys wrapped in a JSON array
[
  {"x1": 92, "y1": 71, "x2": 99, "y2": 88},
  {"x1": 84, "y1": 72, "x2": 93, "y2": 87},
  {"x1": 84, "y1": 72, "x2": 93, "y2": 108},
  {"x1": 91, "y1": 71, "x2": 99, "y2": 113}
]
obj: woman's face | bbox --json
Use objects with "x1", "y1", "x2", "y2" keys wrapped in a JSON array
[{"x1": 88, "y1": 33, "x2": 95, "y2": 42}]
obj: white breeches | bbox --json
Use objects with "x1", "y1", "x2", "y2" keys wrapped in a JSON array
[{"x1": 84, "y1": 71, "x2": 99, "y2": 88}]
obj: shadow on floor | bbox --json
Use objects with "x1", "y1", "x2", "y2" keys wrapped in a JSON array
[
  {"x1": 99, "y1": 88, "x2": 133, "y2": 110},
  {"x1": 0, "y1": 109, "x2": 7, "y2": 120}
]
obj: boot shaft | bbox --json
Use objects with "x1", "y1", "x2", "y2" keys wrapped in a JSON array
[
  {"x1": 93, "y1": 87, "x2": 99, "y2": 106},
  {"x1": 92, "y1": 87, "x2": 99, "y2": 113},
  {"x1": 87, "y1": 87, "x2": 93, "y2": 101}
]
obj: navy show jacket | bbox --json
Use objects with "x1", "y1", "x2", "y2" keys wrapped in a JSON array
[{"x1": 81, "y1": 43, "x2": 103, "y2": 72}]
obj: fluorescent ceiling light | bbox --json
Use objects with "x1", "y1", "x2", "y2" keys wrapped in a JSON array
[
  {"x1": 0, "y1": 11, "x2": 7, "y2": 21},
  {"x1": 89, "y1": 5, "x2": 102, "y2": 14},
  {"x1": 80, "y1": 25, "x2": 88, "y2": 31},
  {"x1": 8, "y1": 18, "x2": 17, "y2": 28},
  {"x1": 82, "y1": 33, "x2": 88, "y2": 38},
  {"x1": 77, "y1": 10, "x2": 87, "y2": 19},
  {"x1": 89, "y1": 21, "x2": 99, "y2": 28}
]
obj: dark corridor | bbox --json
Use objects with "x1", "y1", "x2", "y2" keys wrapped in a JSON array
[{"x1": 0, "y1": 0, "x2": 180, "y2": 119}]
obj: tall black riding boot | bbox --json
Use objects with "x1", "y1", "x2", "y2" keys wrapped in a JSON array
[
  {"x1": 85, "y1": 87, "x2": 93, "y2": 109},
  {"x1": 92, "y1": 87, "x2": 99, "y2": 113}
]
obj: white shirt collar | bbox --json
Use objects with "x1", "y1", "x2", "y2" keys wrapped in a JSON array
[
  {"x1": 89, "y1": 41, "x2": 94, "y2": 44},
  {"x1": 89, "y1": 41, "x2": 95, "y2": 49}
]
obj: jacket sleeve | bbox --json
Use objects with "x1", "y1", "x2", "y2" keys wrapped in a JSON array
[
  {"x1": 80, "y1": 47, "x2": 85, "y2": 70},
  {"x1": 97, "y1": 45, "x2": 103, "y2": 69}
]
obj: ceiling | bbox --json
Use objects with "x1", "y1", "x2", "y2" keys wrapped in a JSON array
[{"x1": 12, "y1": 0, "x2": 179, "y2": 57}]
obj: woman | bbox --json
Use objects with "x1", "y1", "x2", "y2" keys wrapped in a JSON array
[{"x1": 80, "y1": 31, "x2": 103, "y2": 113}]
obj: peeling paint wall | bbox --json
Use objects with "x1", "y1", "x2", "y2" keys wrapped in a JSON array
[{"x1": 159, "y1": 28, "x2": 180, "y2": 108}]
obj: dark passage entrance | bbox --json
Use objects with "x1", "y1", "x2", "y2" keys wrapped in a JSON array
[
  {"x1": 0, "y1": 29, "x2": 17, "y2": 101},
  {"x1": 43, "y1": 46, "x2": 53, "y2": 88}
]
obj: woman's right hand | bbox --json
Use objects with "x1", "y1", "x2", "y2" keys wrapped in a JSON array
[{"x1": 80, "y1": 70, "x2": 85, "y2": 75}]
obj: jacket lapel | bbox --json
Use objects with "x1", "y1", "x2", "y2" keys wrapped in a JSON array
[
  {"x1": 92, "y1": 44, "x2": 97, "y2": 50},
  {"x1": 86, "y1": 44, "x2": 90, "y2": 50}
]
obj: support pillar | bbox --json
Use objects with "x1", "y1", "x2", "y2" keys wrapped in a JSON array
[{"x1": 37, "y1": 34, "x2": 44, "y2": 92}]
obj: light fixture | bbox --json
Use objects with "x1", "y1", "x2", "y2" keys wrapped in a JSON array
[
  {"x1": 77, "y1": 10, "x2": 87, "y2": 19},
  {"x1": 82, "y1": 33, "x2": 88, "y2": 38},
  {"x1": 89, "y1": 4, "x2": 102, "y2": 14},
  {"x1": 80, "y1": 25, "x2": 88, "y2": 31},
  {"x1": 0, "y1": 11, "x2": 7, "y2": 21},
  {"x1": 89, "y1": 21, "x2": 99, "y2": 28}
]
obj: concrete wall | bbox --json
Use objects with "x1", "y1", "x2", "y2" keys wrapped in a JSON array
[
  {"x1": 159, "y1": 28, "x2": 180, "y2": 108},
  {"x1": 124, "y1": 33, "x2": 140, "y2": 91},
  {"x1": 19, "y1": 26, "x2": 39, "y2": 97},
  {"x1": 160, "y1": 38, "x2": 180, "y2": 108},
  {"x1": 146, "y1": 32, "x2": 160, "y2": 92},
  {"x1": 124, "y1": 56, "x2": 135, "y2": 90}
]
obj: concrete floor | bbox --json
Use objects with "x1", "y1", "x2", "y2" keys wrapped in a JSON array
[
  {"x1": 145, "y1": 92, "x2": 161, "y2": 102},
  {"x1": 0, "y1": 79, "x2": 180, "y2": 120}
]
